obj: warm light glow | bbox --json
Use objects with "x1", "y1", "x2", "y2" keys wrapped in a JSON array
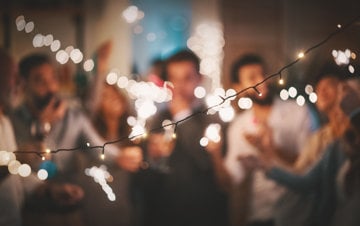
[
  {"x1": 200, "y1": 137, "x2": 209, "y2": 147},
  {"x1": 83, "y1": 59, "x2": 95, "y2": 72},
  {"x1": 279, "y1": 89, "x2": 289, "y2": 101},
  {"x1": 44, "y1": 34, "x2": 54, "y2": 46},
  {"x1": 0, "y1": 151, "x2": 16, "y2": 166},
  {"x1": 70, "y1": 49, "x2": 83, "y2": 64},
  {"x1": 117, "y1": 76, "x2": 129, "y2": 89},
  {"x1": 25, "y1": 21, "x2": 34, "y2": 33},
  {"x1": 50, "y1": 40, "x2": 61, "y2": 52},
  {"x1": 288, "y1": 87, "x2": 297, "y2": 98},
  {"x1": 194, "y1": 86, "x2": 206, "y2": 99},
  {"x1": 238, "y1": 97, "x2": 253, "y2": 109},
  {"x1": 205, "y1": 123, "x2": 221, "y2": 143},
  {"x1": 348, "y1": 64, "x2": 355, "y2": 74},
  {"x1": 100, "y1": 154, "x2": 105, "y2": 160},
  {"x1": 337, "y1": 24, "x2": 342, "y2": 28},
  {"x1": 45, "y1": 148, "x2": 51, "y2": 154},
  {"x1": 106, "y1": 72, "x2": 118, "y2": 85},
  {"x1": 305, "y1": 84, "x2": 314, "y2": 95},
  {"x1": 8, "y1": 160, "x2": 21, "y2": 175},
  {"x1": 219, "y1": 106, "x2": 235, "y2": 122},
  {"x1": 37, "y1": 169, "x2": 48, "y2": 180},
  {"x1": 18, "y1": 164, "x2": 31, "y2": 177},
  {"x1": 32, "y1": 34, "x2": 44, "y2": 48},
  {"x1": 298, "y1": 52, "x2": 305, "y2": 58},
  {"x1": 309, "y1": 92, "x2": 318, "y2": 103},
  {"x1": 296, "y1": 95, "x2": 305, "y2": 106},
  {"x1": 85, "y1": 165, "x2": 116, "y2": 201},
  {"x1": 56, "y1": 50, "x2": 69, "y2": 64},
  {"x1": 279, "y1": 78, "x2": 284, "y2": 85}
]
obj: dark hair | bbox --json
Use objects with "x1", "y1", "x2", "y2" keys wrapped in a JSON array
[
  {"x1": 163, "y1": 49, "x2": 200, "y2": 80},
  {"x1": 230, "y1": 54, "x2": 265, "y2": 84},
  {"x1": 313, "y1": 62, "x2": 347, "y2": 86},
  {"x1": 19, "y1": 53, "x2": 51, "y2": 79}
]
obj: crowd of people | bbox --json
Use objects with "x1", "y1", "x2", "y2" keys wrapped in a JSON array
[{"x1": 0, "y1": 45, "x2": 360, "y2": 226}]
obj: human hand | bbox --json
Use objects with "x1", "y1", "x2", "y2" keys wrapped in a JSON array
[
  {"x1": 238, "y1": 154, "x2": 272, "y2": 172},
  {"x1": 244, "y1": 125, "x2": 274, "y2": 154},
  {"x1": 117, "y1": 146, "x2": 143, "y2": 172},
  {"x1": 49, "y1": 183, "x2": 84, "y2": 206},
  {"x1": 39, "y1": 97, "x2": 67, "y2": 125}
]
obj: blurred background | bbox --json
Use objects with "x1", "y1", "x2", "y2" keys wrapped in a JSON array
[{"x1": 1, "y1": 0, "x2": 360, "y2": 95}]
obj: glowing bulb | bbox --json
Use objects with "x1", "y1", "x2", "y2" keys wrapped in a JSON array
[
  {"x1": 117, "y1": 76, "x2": 129, "y2": 89},
  {"x1": 8, "y1": 160, "x2": 21, "y2": 175},
  {"x1": 37, "y1": 169, "x2": 48, "y2": 180},
  {"x1": 83, "y1": 59, "x2": 95, "y2": 72},
  {"x1": 205, "y1": 123, "x2": 221, "y2": 143},
  {"x1": 226, "y1": 89, "x2": 237, "y2": 101},
  {"x1": 238, "y1": 97, "x2": 253, "y2": 109},
  {"x1": 296, "y1": 95, "x2": 305, "y2": 106},
  {"x1": 18, "y1": 164, "x2": 31, "y2": 177},
  {"x1": 25, "y1": 21, "x2": 34, "y2": 33},
  {"x1": 194, "y1": 86, "x2": 206, "y2": 99},
  {"x1": 219, "y1": 106, "x2": 235, "y2": 122},
  {"x1": 142, "y1": 132, "x2": 148, "y2": 139},
  {"x1": 32, "y1": 34, "x2": 44, "y2": 48},
  {"x1": 288, "y1": 87, "x2": 297, "y2": 98},
  {"x1": 279, "y1": 78, "x2": 284, "y2": 85},
  {"x1": 279, "y1": 89, "x2": 289, "y2": 101},
  {"x1": 348, "y1": 64, "x2": 355, "y2": 74},
  {"x1": 42, "y1": 156, "x2": 45, "y2": 161},
  {"x1": 337, "y1": 24, "x2": 342, "y2": 28},
  {"x1": 172, "y1": 133, "x2": 177, "y2": 139},
  {"x1": 50, "y1": 40, "x2": 61, "y2": 52},
  {"x1": 200, "y1": 137, "x2": 209, "y2": 147},
  {"x1": 45, "y1": 148, "x2": 51, "y2": 154},
  {"x1": 100, "y1": 154, "x2": 105, "y2": 160},
  {"x1": 254, "y1": 87, "x2": 262, "y2": 96},
  {"x1": 305, "y1": 84, "x2": 314, "y2": 95},
  {"x1": 106, "y1": 72, "x2": 118, "y2": 85},
  {"x1": 298, "y1": 52, "x2": 305, "y2": 58},
  {"x1": 309, "y1": 92, "x2": 318, "y2": 103},
  {"x1": 44, "y1": 34, "x2": 54, "y2": 46}
]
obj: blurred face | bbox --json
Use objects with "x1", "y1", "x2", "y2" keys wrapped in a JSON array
[
  {"x1": 167, "y1": 61, "x2": 201, "y2": 103},
  {"x1": 25, "y1": 63, "x2": 59, "y2": 109},
  {"x1": 315, "y1": 77, "x2": 340, "y2": 114},
  {"x1": 100, "y1": 86, "x2": 126, "y2": 118},
  {"x1": 236, "y1": 64, "x2": 270, "y2": 105}
]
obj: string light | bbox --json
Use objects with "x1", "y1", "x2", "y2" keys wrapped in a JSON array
[
  {"x1": 254, "y1": 87, "x2": 262, "y2": 96},
  {"x1": 11, "y1": 14, "x2": 360, "y2": 159},
  {"x1": 278, "y1": 73, "x2": 284, "y2": 85},
  {"x1": 298, "y1": 52, "x2": 305, "y2": 58}
]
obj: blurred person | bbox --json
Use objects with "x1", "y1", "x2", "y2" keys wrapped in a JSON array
[
  {"x1": 134, "y1": 49, "x2": 229, "y2": 226},
  {"x1": 10, "y1": 53, "x2": 120, "y2": 226},
  {"x1": 81, "y1": 83, "x2": 143, "y2": 226},
  {"x1": 242, "y1": 79, "x2": 360, "y2": 226},
  {"x1": 0, "y1": 49, "x2": 86, "y2": 226},
  {"x1": 220, "y1": 54, "x2": 315, "y2": 226}
]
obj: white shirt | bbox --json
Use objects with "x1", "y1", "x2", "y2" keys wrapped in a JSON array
[{"x1": 225, "y1": 98, "x2": 314, "y2": 221}]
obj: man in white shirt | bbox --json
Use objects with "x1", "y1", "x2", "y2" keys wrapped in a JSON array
[{"x1": 224, "y1": 54, "x2": 314, "y2": 226}]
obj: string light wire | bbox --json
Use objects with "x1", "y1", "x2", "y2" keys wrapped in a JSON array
[{"x1": 12, "y1": 14, "x2": 360, "y2": 158}]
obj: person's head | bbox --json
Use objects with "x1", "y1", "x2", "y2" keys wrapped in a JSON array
[
  {"x1": 230, "y1": 54, "x2": 272, "y2": 105},
  {"x1": 164, "y1": 49, "x2": 201, "y2": 103},
  {"x1": 314, "y1": 63, "x2": 346, "y2": 115},
  {"x1": 94, "y1": 84, "x2": 132, "y2": 139},
  {"x1": 98, "y1": 84, "x2": 130, "y2": 119},
  {"x1": 19, "y1": 53, "x2": 59, "y2": 110},
  {"x1": 0, "y1": 48, "x2": 17, "y2": 110}
]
